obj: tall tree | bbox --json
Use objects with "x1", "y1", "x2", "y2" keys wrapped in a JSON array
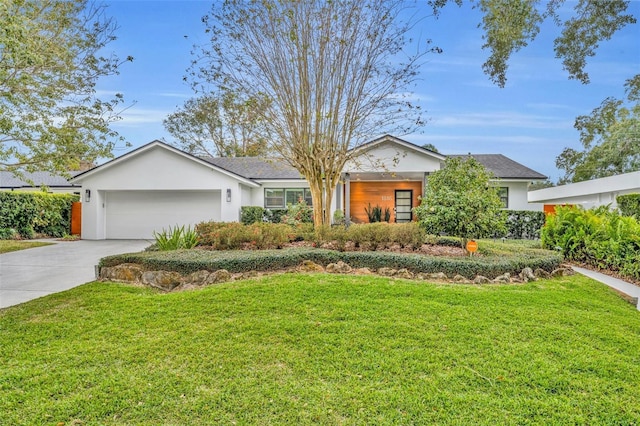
[
  {"x1": 556, "y1": 77, "x2": 640, "y2": 183},
  {"x1": 163, "y1": 92, "x2": 269, "y2": 157},
  {"x1": 429, "y1": 0, "x2": 637, "y2": 87},
  {"x1": 190, "y1": 0, "x2": 430, "y2": 226},
  {"x1": 0, "y1": 0, "x2": 132, "y2": 176},
  {"x1": 430, "y1": 1, "x2": 638, "y2": 183}
]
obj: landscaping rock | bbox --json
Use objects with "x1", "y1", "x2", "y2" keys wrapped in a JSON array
[
  {"x1": 534, "y1": 268, "x2": 551, "y2": 279},
  {"x1": 428, "y1": 272, "x2": 448, "y2": 281},
  {"x1": 520, "y1": 267, "x2": 536, "y2": 282},
  {"x1": 378, "y1": 267, "x2": 397, "y2": 277},
  {"x1": 551, "y1": 267, "x2": 575, "y2": 277},
  {"x1": 298, "y1": 260, "x2": 324, "y2": 272},
  {"x1": 183, "y1": 270, "x2": 211, "y2": 286},
  {"x1": 396, "y1": 268, "x2": 414, "y2": 279},
  {"x1": 355, "y1": 267, "x2": 373, "y2": 275},
  {"x1": 236, "y1": 270, "x2": 259, "y2": 280},
  {"x1": 453, "y1": 274, "x2": 470, "y2": 283},
  {"x1": 205, "y1": 269, "x2": 232, "y2": 284},
  {"x1": 473, "y1": 275, "x2": 490, "y2": 284},
  {"x1": 492, "y1": 273, "x2": 511, "y2": 283},
  {"x1": 326, "y1": 261, "x2": 352, "y2": 274},
  {"x1": 141, "y1": 270, "x2": 182, "y2": 291},
  {"x1": 99, "y1": 263, "x2": 144, "y2": 282}
]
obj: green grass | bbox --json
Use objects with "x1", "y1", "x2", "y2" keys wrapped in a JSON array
[
  {"x1": 1, "y1": 274, "x2": 639, "y2": 425},
  {"x1": 0, "y1": 240, "x2": 53, "y2": 254}
]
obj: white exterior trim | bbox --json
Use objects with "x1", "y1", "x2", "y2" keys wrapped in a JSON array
[
  {"x1": 528, "y1": 171, "x2": 640, "y2": 209},
  {"x1": 71, "y1": 140, "x2": 259, "y2": 188}
]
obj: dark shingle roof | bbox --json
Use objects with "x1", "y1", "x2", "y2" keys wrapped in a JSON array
[
  {"x1": 449, "y1": 154, "x2": 547, "y2": 180},
  {"x1": 202, "y1": 157, "x2": 303, "y2": 180},
  {"x1": 0, "y1": 171, "x2": 81, "y2": 189}
]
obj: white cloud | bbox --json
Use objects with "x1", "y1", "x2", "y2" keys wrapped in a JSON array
[
  {"x1": 428, "y1": 111, "x2": 571, "y2": 130},
  {"x1": 411, "y1": 133, "x2": 563, "y2": 146},
  {"x1": 112, "y1": 107, "x2": 169, "y2": 127},
  {"x1": 156, "y1": 92, "x2": 191, "y2": 99}
]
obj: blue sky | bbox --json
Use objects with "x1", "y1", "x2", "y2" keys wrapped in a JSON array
[{"x1": 99, "y1": 1, "x2": 640, "y2": 182}]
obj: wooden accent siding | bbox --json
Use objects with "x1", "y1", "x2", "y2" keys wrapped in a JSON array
[
  {"x1": 347, "y1": 181, "x2": 422, "y2": 223},
  {"x1": 71, "y1": 202, "x2": 82, "y2": 235}
]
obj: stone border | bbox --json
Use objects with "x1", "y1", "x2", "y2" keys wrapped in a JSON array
[{"x1": 99, "y1": 261, "x2": 575, "y2": 293}]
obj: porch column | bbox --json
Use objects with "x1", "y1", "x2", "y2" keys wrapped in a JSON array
[
  {"x1": 423, "y1": 172, "x2": 429, "y2": 197},
  {"x1": 344, "y1": 173, "x2": 351, "y2": 226}
]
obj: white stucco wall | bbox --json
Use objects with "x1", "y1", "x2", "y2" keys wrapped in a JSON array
[
  {"x1": 497, "y1": 181, "x2": 543, "y2": 211},
  {"x1": 344, "y1": 141, "x2": 442, "y2": 174},
  {"x1": 74, "y1": 145, "x2": 250, "y2": 239},
  {"x1": 528, "y1": 171, "x2": 640, "y2": 209}
]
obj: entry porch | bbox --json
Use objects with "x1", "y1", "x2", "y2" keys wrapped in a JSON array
[{"x1": 337, "y1": 172, "x2": 427, "y2": 224}]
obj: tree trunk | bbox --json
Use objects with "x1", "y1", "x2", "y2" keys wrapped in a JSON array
[{"x1": 308, "y1": 178, "x2": 324, "y2": 228}]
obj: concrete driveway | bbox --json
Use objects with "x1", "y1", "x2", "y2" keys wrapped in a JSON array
[{"x1": 0, "y1": 240, "x2": 151, "y2": 309}]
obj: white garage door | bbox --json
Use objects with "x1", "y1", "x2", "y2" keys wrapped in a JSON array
[{"x1": 105, "y1": 191, "x2": 221, "y2": 239}]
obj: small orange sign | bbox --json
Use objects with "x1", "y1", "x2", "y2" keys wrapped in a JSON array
[{"x1": 466, "y1": 240, "x2": 478, "y2": 253}]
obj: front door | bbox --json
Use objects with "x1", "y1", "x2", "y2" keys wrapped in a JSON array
[{"x1": 395, "y1": 190, "x2": 413, "y2": 223}]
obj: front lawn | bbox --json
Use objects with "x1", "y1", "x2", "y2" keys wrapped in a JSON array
[
  {"x1": 0, "y1": 240, "x2": 53, "y2": 254},
  {"x1": 1, "y1": 274, "x2": 639, "y2": 425}
]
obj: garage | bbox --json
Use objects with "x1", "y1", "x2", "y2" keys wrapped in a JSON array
[{"x1": 105, "y1": 190, "x2": 221, "y2": 239}]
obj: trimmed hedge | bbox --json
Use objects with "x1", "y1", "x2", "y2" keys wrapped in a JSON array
[
  {"x1": 0, "y1": 191, "x2": 79, "y2": 239},
  {"x1": 100, "y1": 245, "x2": 562, "y2": 280},
  {"x1": 240, "y1": 206, "x2": 265, "y2": 225},
  {"x1": 617, "y1": 193, "x2": 640, "y2": 218},
  {"x1": 503, "y1": 210, "x2": 546, "y2": 240}
]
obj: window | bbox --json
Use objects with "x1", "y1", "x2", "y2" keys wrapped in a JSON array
[
  {"x1": 498, "y1": 187, "x2": 509, "y2": 209},
  {"x1": 285, "y1": 188, "x2": 304, "y2": 206},
  {"x1": 265, "y1": 189, "x2": 284, "y2": 209},
  {"x1": 265, "y1": 188, "x2": 312, "y2": 208}
]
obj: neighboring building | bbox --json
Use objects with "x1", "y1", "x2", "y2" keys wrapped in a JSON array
[
  {"x1": 71, "y1": 135, "x2": 547, "y2": 239},
  {"x1": 0, "y1": 171, "x2": 81, "y2": 194},
  {"x1": 528, "y1": 171, "x2": 640, "y2": 210}
]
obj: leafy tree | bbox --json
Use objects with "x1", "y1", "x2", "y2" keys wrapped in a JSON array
[
  {"x1": 190, "y1": 0, "x2": 431, "y2": 226},
  {"x1": 163, "y1": 92, "x2": 269, "y2": 157},
  {"x1": 528, "y1": 180, "x2": 555, "y2": 191},
  {"x1": 430, "y1": 1, "x2": 638, "y2": 184},
  {"x1": 430, "y1": 0, "x2": 636, "y2": 87},
  {"x1": 421, "y1": 143, "x2": 439, "y2": 153},
  {"x1": 414, "y1": 157, "x2": 506, "y2": 252},
  {"x1": 556, "y1": 78, "x2": 640, "y2": 183},
  {"x1": 0, "y1": 0, "x2": 132, "y2": 176}
]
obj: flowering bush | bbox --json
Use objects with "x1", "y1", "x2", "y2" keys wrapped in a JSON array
[{"x1": 281, "y1": 200, "x2": 313, "y2": 225}]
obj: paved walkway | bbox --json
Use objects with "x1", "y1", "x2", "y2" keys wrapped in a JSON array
[
  {"x1": 0, "y1": 240, "x2": 150, "y2": 309},
  {"x1": 572, "y1": 266, "x2": 640, "y2": 311}
]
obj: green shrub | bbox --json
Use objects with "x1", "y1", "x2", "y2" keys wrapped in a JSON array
[
  {"x1": 153, "y1": 225, "x2": 199, "y2": 250},
  {"x1": 0, "y1": 191, "x2": 78, "y2": 239},
  {"x1": 264, "y1": 209, "x2": 287, "y2": 224},
  {"x1": 281, "y1": 200, "x2": 313, "y2": 225},
  {"x1": 332, "y1": 209, "x2": 346, "y2": 225},
  {"x1": 196, "y1": 221, "x2": 292, "y2": 250},
  {"x1": 389, "y1": 222, "x2": 426, "y2": 248},
  {"x1": 251, "y1": 223, "x2": 291, "y2": 249},
  {"x1": 503, "y1": 210, "x2": 546, "y2": 240},
  {"x1": 542, "y1": 205, "x2": 640, "y2": 281},
  {"x1": 240, "y1": 206, "x2": 265, "y2": 225},
  {"x1": 617, "y1": 193, "x2": 640, "y2": 218}
]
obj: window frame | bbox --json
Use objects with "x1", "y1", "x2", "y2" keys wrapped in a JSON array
[
  {"x1": 498, "y1": 187, "x2": 509, "y2": 209},
  {"x1": 264, "y1": 188, "x2": 312, "y2": 209}
]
